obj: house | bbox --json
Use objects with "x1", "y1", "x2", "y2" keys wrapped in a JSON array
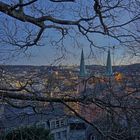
[{"x1": 0, "y1": 103, "x2": 87, "y2": 140}]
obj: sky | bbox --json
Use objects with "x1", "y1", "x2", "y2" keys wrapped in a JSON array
[{"x1": 0, "y1": 0, "x2": 139, "y2": 66}]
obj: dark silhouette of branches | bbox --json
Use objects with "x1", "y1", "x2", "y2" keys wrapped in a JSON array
[{"x1": 0, "y1": 0, "x2": 139, "y2": 55}]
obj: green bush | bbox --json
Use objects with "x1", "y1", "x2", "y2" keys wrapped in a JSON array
[{"x1": 1, "y1": 126, "x2": 53, "y2": 140}]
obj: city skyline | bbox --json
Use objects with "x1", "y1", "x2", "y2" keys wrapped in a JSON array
[{"x1": 2, "y1": 48, "x2": 139, "y2": 66}]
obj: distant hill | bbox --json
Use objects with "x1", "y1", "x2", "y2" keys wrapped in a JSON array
[{"x1": 0, "y1": 63, "x2": 139, "y2": 76}]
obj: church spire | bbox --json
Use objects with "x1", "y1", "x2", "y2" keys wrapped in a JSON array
[
  {"x1": 79, "y1": 49, "x2": 86, "y2": 77},
  {"x1": 106, "y1": 50, "x2": 113, "y2": 76}
]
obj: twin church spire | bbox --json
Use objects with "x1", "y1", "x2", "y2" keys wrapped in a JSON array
[
  {"x1": 79, "y1": 49, "x2": 113, "y2": 77},
  {"x1": 106, "y1": 50, "x2": 113, "y2": 76},
  {"x1": 79, "y1": 49, "x2": 86, "y2": 77}
]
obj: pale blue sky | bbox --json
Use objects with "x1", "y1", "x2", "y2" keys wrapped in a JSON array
[{"x1": 0, "y1": 0, "x2": 139, "y2": 66}]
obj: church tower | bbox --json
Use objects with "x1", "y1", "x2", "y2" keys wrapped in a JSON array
[
  {"x1": 78, "y1": 50, "x2": 98, "y2": 122},
  {"x1": 79, "y1": 49, "x2": 86, "y2": 78},
  {"x1": 78, "y1": 49, "x2": 87, "y2": 93},
  {"x1": 106, "y1": 50, "x2": 113, "y2": 76}
]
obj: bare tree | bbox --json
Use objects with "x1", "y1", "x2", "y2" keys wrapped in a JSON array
[
  {"x1": 0, "y1": 0, "x2": 140, "y2": 140},
  {"x1": 0, "y1": 0, "x2": 140, "y2": 59}
]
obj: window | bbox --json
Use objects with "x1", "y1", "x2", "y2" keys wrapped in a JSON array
[
  {"x1": 56, "y1": 120, "x2": 60, "y2": 128},
  {"x1": 50, "y1": 121, "x2": 55, "y2": 129},
  {"x1": 60, "y1": 120, "x2": 64, "y2": 126},
  {"x1": 60, "y1": 120, "x2": 65, "y2": 126},
  {"x1": 50, "y1": 118, "x2": 67, "y2": 129}
]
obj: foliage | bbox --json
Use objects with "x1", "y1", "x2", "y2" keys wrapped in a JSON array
[{"x1": 1, "y1": 126, "x2": 53, "y2": 140}]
